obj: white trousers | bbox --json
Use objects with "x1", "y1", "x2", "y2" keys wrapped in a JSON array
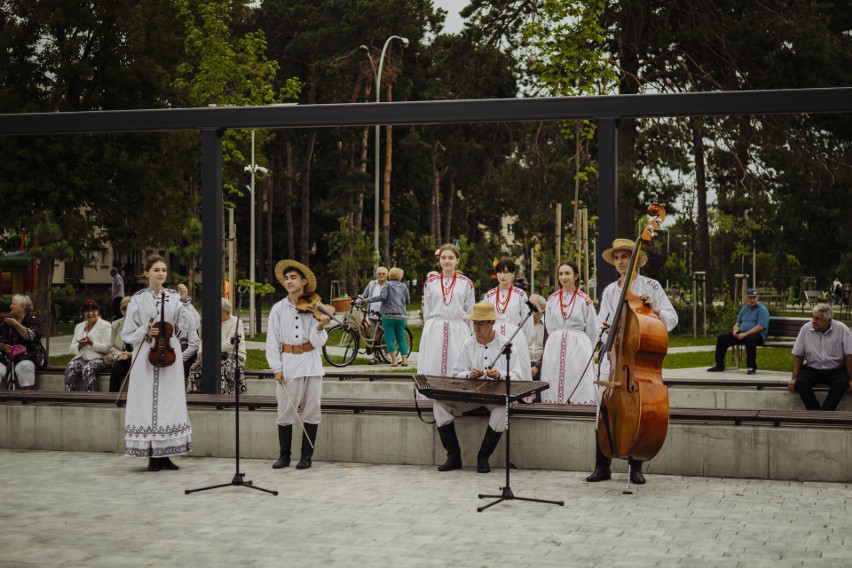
[
  {"x1": 432, "y1": 400, "x2": 507, "y2": 432},
  {"x1": 0, "y1": 360, "x2": 36, "y2": 387},
  {"x1": 276, "y1": 375, "x2": 322, "y2": 425}
]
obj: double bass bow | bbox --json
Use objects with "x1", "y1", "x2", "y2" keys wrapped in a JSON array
[{"x1": 596, "y1": 203, "x2": 670, "y2": 463}]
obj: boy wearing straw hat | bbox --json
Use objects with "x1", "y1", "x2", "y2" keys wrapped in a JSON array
[
  {"x1": 433, "y1": 301, "x2": 522, "y2": 473},
  {"x1": 589, "y1": 238, "x2": 678, "y2": 485},
  {"x1": 266, "y1": 259, "x2": 329, "y2": 470}
]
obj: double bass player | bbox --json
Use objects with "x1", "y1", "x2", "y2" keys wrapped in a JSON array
[{"x1": 588, "y1": 237, "x2": 678, "y2": 485}]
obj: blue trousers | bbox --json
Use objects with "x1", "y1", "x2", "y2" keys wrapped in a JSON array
[{"x1": 381, "y1": 318, "x2": 408, "y2": 355}]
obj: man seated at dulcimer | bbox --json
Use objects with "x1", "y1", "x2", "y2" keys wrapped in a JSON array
[{"x1": 433, "y1": 301, "x2": 523, "y2": 474}]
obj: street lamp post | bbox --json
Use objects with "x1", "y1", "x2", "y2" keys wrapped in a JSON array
[
  {"x1": 244, "y1": 130, "x2": 268, "y2": 338},
  {"x1": 361, "y1": 35, "x2": 409, "y2": 265}
]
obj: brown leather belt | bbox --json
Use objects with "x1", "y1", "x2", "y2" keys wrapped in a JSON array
[{"x1": 281, "y1": 342, "x2": 315, "y2": 355}]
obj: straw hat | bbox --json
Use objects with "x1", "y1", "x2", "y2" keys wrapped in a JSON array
[
  {"x1": 274, "y1": 259, "x2": 317, "y2": 293},
  {"x1": 463, "y1": 301, "x2": 502, "y2": 322},
  {"x1": 602, "y1": 238, "x2": 647, "y2": 268}
]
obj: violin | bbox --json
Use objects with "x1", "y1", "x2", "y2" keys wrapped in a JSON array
[
  {"x1": 148, "y1": 290, "x2": 177, "y2": 368},
  {"x1": 596, "y1": 203, "x2": 670, "y2": 463},
  {"x1": 295, "y1": 292, "x2": 337, "y2": 322}
]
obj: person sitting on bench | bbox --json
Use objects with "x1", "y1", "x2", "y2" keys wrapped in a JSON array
[
  {"x1": 433, "y1": 302, "x2": 522, "y2": 474},
  {"x1": 787, "y1": 303, "x2": 852, "y2": 411},
  {"x1": 707, "y1": 288, "x2": 770, "y2": 375}
]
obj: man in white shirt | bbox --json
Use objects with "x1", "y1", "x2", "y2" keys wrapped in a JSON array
[
  {"x1": 267, "y1": 260, "x2": 329, "y2": 470},
  {"x1": 110, "y1": 268, "x2": 125, "y2": 319},
  {"x1": 589, "y1": 238, "x2": 678, "y2": 486},
  {"x1": 787, "y1": 303, "x2": 852, "y2": 411},
  {"x1": 433, "y1": 302, "x2": 522, "y2": 474}
]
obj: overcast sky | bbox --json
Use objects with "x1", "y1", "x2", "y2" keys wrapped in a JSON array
[{"x1": 433, "y1": 0, "x2": 467, "y2": 34}]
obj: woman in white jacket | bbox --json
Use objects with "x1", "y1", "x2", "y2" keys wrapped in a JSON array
[{"x1": 64, "y1": 299, "x2": 113, "y2": 391}]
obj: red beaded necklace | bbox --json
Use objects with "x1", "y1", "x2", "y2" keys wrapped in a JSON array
[
  {"x1": 494, "y1": 285, "x2": 512, "y2": 314},
  {"x1": 559, "y1": 288, "x2": 578, "y2": 320},
  {"x1": 440, "y1": 273, "x2": 458, "y2": 305}
]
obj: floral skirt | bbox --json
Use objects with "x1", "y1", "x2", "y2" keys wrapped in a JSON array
[{"x1": 186, "y1": 354, "x2": 246, "y2": 395}]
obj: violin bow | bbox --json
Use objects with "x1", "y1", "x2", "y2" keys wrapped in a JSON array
[
  {"x1": 278, "y1": 378, "x2": 314, "y2": 449},
  {"x1": 114, "y1": 317, "x2": 155, "y2": 406}
]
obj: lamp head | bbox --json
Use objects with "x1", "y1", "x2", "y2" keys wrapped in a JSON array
[{"x1": 400, "y1": 37, "x2": 410, "y2": 47}]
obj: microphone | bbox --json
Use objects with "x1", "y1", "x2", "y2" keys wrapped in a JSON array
[{"x1": 525, "y1": 299, "x2": 540, "y2": 313}]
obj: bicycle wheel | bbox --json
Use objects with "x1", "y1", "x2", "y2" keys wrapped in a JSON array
[
  {"x1": 322, "y1": 325, "x2": 359, "y2": 367},
  {"x1": 375, "y1": 326, "x2": 414, "y2": 363},
  {"x1": 374, "y1": 329, "x2": 390, "y2": 363}
]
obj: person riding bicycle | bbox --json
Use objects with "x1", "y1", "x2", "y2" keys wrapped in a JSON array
[{"x1": 359, "y1": 266, "x2": 388, "y2": 364}]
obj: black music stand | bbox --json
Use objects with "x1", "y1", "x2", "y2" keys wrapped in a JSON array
[
  {"x1": 186, "y1": 287, "x2": 277, "y2": 496},
  {"x1": 478, "y1": 305, "x2": 564, "y2": 512}
]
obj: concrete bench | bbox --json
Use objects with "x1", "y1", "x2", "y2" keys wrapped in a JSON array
[
  {"x1": 801, "y1": 290, "x2": 828, "y2": 312},
  {"x1": 732, "y1": 316, "x2": 805, "y2": 367},
  {"x1": 4, "y1": 389, "x2": 852, "y2": 428}
]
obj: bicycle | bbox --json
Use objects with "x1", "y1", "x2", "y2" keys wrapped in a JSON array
[{"x1": 321, "y1": 302, "x2": 414, "y2": 368}]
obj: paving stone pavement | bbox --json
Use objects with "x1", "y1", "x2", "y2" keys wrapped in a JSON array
[{"x1": 1, "y1": 449, "x2": 850, "y2": 568}]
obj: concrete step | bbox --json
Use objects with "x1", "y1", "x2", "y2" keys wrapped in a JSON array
[
  {"x1": 2, "y1": 401, "x2": 852, "y2": 482},
  {"x1": 27, "y1": 369, "x2": 851, "y2": 411}
]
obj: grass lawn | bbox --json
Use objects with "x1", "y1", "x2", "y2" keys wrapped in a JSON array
[
  {"x1": 668, "y1": 334, "x2": 717, "y2": 348},
  {"x1": 663, "y1": 346, "x2": 793, "y2": 372}
]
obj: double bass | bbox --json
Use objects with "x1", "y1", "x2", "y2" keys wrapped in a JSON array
[{"x1": 596, "y1": 204, "x2": 669, "y2": 462}]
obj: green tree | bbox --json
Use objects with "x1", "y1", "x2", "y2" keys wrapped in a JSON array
[{"x1": 170, "y1": 0, "x2": 300, "y2": 290}]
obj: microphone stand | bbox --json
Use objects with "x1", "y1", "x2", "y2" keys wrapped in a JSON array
[
  {"x1": 186, "y1": 287, "x2": 278, "y2": 496},
  {"x1": 478, "y1": 302, "x2": 564, "y2": 512}
]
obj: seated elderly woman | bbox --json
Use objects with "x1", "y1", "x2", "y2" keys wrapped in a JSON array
[
  {"x1": 65, "y1": 299, "x2": 113, "y2": 391},
  {"x1": 186, "y1": 298, "x2": 246, "y2": 395},
  {"x1": 0, "y1": 294, "x2": 47, "y2": 389}
]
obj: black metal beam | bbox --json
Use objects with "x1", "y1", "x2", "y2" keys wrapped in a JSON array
[
  {"x1": 0, "y1": 88, "x2": 850, "y2": 135},
  {"x1": 200, "y1": 129, "x2": 223, "y2": 395},
  {"x1": 597, "y1": 118, "x2": 619, "y2": 295}
]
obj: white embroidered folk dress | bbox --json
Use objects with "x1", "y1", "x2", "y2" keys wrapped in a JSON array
[
  {"x1": 540, "y1": 289, "x2": 598, "y2": 405},
  {"x1": 122, "y1": 288, "x2": 200, "y2": 458},
  {"x1": 417, "y1": 273, "x2": 475, "y2": 379},
  {"x1": 482, "y1": 286, "x2": 534, "y2": 380}
]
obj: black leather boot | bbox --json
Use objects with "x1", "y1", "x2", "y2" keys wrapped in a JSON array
[
  {"x1": 585, "y1": 437, "x2": 612, "y2": 482},
  {"x1": 296, "y1": 423, "x2": 318, "y2": 469},
  {"x1": 147, "y1": 457, "x2": 162, "y2": 472},
  {"x1": 628, "y1": 458, "x2": 646, "y2": 485},
  {"x1": 160, "y1": 457, "x2": 179, "y2": 470},
  {"x1": 476, "y1": 426, "x2": 503, "y2": 473},
  {"x1": 436, "y1": 423, "x2": 462, "y2": 471},
  {"x1": 272, "y1": 425, "x2": 293, "y2": 469}
]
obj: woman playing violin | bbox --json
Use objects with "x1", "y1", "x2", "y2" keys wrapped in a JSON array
[
  {"x1": 588, "y1": 238, "x2": 678, "y2": 485},
  {"x1": 266, "y1": 259, "x2": 329, "y2": 470},
  {"x1": 121, "y1": 254, "x2": 199, "y2": 472}
]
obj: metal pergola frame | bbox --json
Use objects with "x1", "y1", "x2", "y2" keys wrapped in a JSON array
[{"x1": 2, "y1": 87, "x2": 850, "y2": 393}]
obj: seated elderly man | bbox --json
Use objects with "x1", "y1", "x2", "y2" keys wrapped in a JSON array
[
  {"x1": 432, "y1": 302, "x2": 522, "y2": 474},
  {"x1": 707, "y1": 288, "x2": 770, "y2": 375},
  {"x1": 787, "y1": 303, "x2": 852, "y2": 411}
]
